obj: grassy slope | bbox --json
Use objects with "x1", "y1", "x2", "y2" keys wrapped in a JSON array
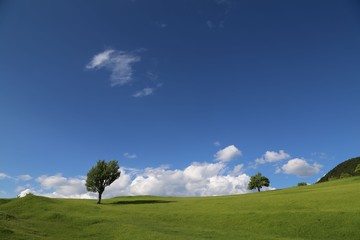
[{"x1": 1, "y1": 177, "x2": 360, "y2": 240}]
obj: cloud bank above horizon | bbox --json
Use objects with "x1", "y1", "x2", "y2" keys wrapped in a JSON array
[{"x1": 1, "y1": 146, "x2": 322, "y2": 199}]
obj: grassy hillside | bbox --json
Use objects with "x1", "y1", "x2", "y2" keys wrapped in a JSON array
[
  {"x1": 317, "y1": 157, "x2": 360, "y2": 183},
  {"x1": 1, "y1": 177, "x2": 360, "y2": 239}
]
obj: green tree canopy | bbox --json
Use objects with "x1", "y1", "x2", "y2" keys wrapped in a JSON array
[
  {"x1": 248, "y1": 172, "x2": 270, "y2": 192},
  {"x1": 355, "y1": 164, "x2": 360, "y2": 174},
  {"x1": 340, "y1": 172, "x2": 352, "y2": 179},
  {"x1": 297, "y1": 182, "x2": 308, "y2": 186},
  {"x1": 86, "y1": 160, "x2": 121, "y2": 204}
]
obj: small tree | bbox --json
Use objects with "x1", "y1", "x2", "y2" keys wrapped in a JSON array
[
  {"x1": 355, "y1": 164, "x2": 360, "y2": 174},
  {"x1": 86, "y1": 160, "x2": 121, "y2": 204},
  {"x1": 297, "y1": 182, "x2": 308, "y2": 186},
  {"x1": 248, "y1": 172, "x2": 270, "y2": 192}
]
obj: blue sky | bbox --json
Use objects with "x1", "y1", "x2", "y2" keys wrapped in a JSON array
[{"x1": 1, "y1": 0, "x2": 360, "y2": 198}]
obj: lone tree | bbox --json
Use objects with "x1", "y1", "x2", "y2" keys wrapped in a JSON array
[
  {"x1": 248, "y1": 172, "x2": 270, "y2": 192},
  {"x1": 297, "y1": 182, "x2": 308, "y2": 186},
  {"x1": 86, "y1": 160, "x2": 121, "y2": 204}
]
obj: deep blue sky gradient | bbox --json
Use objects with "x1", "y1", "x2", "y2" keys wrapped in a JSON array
[{"x1": 1, "y1": 0, "x2": 360, "y2": 197}]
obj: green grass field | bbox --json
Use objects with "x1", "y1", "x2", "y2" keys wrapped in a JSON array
[{"x1": 1, "y1": 177, "x2": 360, "y2": 239}]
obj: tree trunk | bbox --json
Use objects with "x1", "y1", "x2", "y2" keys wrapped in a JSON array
[
  {"x1": 97, "y1": 191, "x2": 103, "y2": 204},
  {"x1": 257, "y1": 187, "x2": 260, "y2": 192}
]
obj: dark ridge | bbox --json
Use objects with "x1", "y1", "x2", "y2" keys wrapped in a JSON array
[{"x1": 317, "y1": 156, "x2": 360, "y2": 183}]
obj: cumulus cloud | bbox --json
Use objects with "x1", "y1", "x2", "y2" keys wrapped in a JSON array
[
  {"x1": 18, "y1": 189, "x2": 32, "y2": 198},
  {"x1": 27, "y1": 169, "x2": 130, "y2": 199},
  {"x1": 280, "y1": 158, "x2": 322, "y2": 177},
  {"x1": 128, "y1": 162, "x2": 250, "y2": 196},
  {"x1": 86, "y1": 49, "x2": 141, "y2": 86},
  {"x1": 255, "y1": 150, "x2": 290, "y2": 164},
  {"x1": 214, "y1": 145, "x2": 241, "y2": 162},
  {"x1": 36, "y1": 174, "x2": 92, "y2": 199},
  {"x1": 22, "y1": 161, "x2": 256, "y2": 199}
]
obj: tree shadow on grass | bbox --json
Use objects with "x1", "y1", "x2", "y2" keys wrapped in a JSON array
[{"x1": 110, "y1": 200, "x2": 174, "y2": 205}]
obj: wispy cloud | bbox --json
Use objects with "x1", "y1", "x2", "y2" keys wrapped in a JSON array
[
  {"x1": 86, "y1": 49, "x2": 114, "y2": 69},
  {"x1": 132, "y1": 87, "x2": 155, "y2": 98},
  {"x1": 146, "y1": 71, "x2": 159, "y2": 80},
  {"x1": 206, "y1": 20, "x2": 213, "y2": 29},
  {"x1": 17, "y1": 174, "x2": 32, "y2": 181},
  {"x1": 132, "y1": 83, "x2": 162, "y2": 98},
  {"x1": 0, "y1": 173, "x2": 11, "y2": 180},
  {"x1": 206, "y1": 0, "x2": 232, "y2": 29},
  {"x1": 86, "y1": 49, "x2": 141, "y2": 86},
  {"x1": 213, "y1": 141, "x2": 221, "y2": 147},
  {"x1": 123, "y1": 153, "x2": 137, "y2": 159}
]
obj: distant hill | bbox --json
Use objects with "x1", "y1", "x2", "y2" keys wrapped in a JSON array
[{"x1": 317, "y1": 157, "x2": 360, "y2": 183}]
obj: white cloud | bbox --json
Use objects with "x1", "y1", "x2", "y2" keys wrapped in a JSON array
[
  {"x1": 22, "y1": 161, "x2": 256, "y2": 198},
  {"x1": 86, "y1": 49, "x2": 141, "y2": 86},
  {"x1": 280, "y1": 158, "x2": 322, "y2": 177},
  {"x1": 123, "y1": 152, "x2": 137, "y2": 159},
  {"x1": 128, "y1": 162, "x2": 250, "y2": 196},
  {"x1": 214, "y1": 145, "x2": 241, "y2": 162},
  {"x1": 37, "y1": 174, "x2": 68, "y2": 188},
  {"x1": 0, "y1": 173, "x2": 10, "y2": 180},
  {"x1": 17, "y1": 174, "x2": 32, "y2": 181},
  {"x1": 36, "y1": 174, "x2": 92, "y2": 198},
  {"x1": 255, "y1": 150, "x2": 290, "y2": 164},
  {"x1": 85, "y1": 49, "x2": 114, "y2": 69},
  {"x1": 230, "y1": 164, "x2": 244, "y2": 176},
  {"x1": 132, "y1": 87, "x2": 155, "y2": 98},
  {"x1": 184, "y1": 162, "x2": 225, "y2": 181},
  {"x1": 18, "y1": 189, "x2": 32, "y2": 198},
  {"x1": 103, "y1": 168, "x2": 132, "y2": 198}
]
